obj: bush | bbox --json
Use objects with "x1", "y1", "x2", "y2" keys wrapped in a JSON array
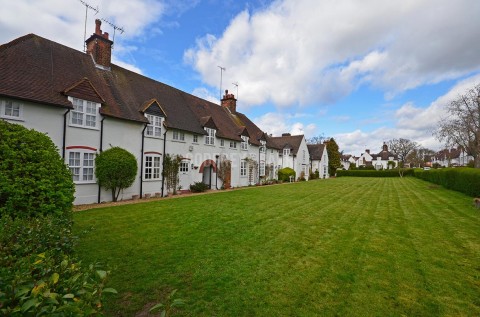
[
  {"x1": 190, "y1": 182, "x2": 209, "y2": 193},
  {"x1": 337, "y1": 169, "x2": 415, "y2": 177},
  {"x1": 0, "y1": 251, "x2": 116, "y2": 316},
  {"x1": 0, "y1": 120, "x2": 74, "y2": 219},
  {"x1": 414, "y1": 167, "x2": 480, "y2": 197},
  {"x1": 278, "y1": 167, "x2": 296, "y2": 182},
  {"x1": 96, "y1": 147, "x2": 138, "y2": 202}
]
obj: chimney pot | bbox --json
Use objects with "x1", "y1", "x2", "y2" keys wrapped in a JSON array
[{"x1": 95, "y1": 19, "x2": 102, "y2": 35}]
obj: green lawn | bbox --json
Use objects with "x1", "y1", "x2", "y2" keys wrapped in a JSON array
[{"x1": 73, "y1": 178, "x2": 480, "y2": 316}]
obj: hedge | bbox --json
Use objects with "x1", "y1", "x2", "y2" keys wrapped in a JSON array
[
  {"x1": 278, "y1": 167, "x2": 296, "y2": 182},
  {"x1": 414, "y1": 168, "x2": 480, "y2": 197},
  {"x1": 337, "y1": 169, "x2": 415, "y2": 177}
]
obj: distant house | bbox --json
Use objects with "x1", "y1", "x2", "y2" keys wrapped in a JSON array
[
  {"x1": 308, "y1": 143, "x2": 329, "y2": 178},
  {"x1": 341, "y1": 154, "x2": 356, "y2": 170},
  {"x1": 432, "y1": 147, "x2": 473, "y2": 167},
  {"x1": 270, "y1": 133, "x2": 310, "y2": 180},
  {"x1": 351, "y1": 143, "x2": 398, "y2": 169}
]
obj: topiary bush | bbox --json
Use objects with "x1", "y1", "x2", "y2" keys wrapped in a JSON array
[
  {"x1": 278, "y1": 167, "x2": 296, "y2": 182},
  {"x1": 96, "y1": 147, "x2": 138, "y2": 202},
  {"x1": 0, "y1": 120, "x2": 74, "y2": 219}
]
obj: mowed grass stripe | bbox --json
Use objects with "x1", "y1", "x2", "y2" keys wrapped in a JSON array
[{"x1": 73, "y1": 178, "x2": 480, "y2": 316}]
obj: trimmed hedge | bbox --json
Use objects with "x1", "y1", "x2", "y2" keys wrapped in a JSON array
[
  {"x1": 414, "y1": 168, "x2": 480, "y2": 197},
  {"x1": 337, "y1": 169, "x2": 415, "y2": 177}
]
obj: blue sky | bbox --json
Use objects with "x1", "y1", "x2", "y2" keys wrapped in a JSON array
[{"x1": 2, "y1": 0, "x2": 480, "y2": 155}]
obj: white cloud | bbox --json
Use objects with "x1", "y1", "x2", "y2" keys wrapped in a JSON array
[
  {"x1": 191, "y1": 87, "x2": 218, "y2": 104},
  {"x1": 254, "y1": 112, "x2": 317, "y2": 137},
  {"x1": 185, "y1": 0, "x2": 480, "y2": 108},
  {"x1": 336, "y1": 74, "x2": 480, "y2": 155}
]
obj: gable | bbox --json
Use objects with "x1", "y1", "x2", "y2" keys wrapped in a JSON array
[
  {"x1": 201, "y1": 116, "x2": 218, "y2": 130},
  {"x1": 63, "y1": 78, "x2": 104, "y2": 103},
  {"x1": 142, "y1": 99, "x2": 167, "y2": 118}
]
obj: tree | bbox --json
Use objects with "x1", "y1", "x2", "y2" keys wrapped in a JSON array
[
  {"x1": 406, "y1": 147, "x2": 435, "y2": 168},
  {"x1": 307, "y1": 134, "x2": 326, "y2": 145},
  {"x1": 0, "y1": 120, "x2": 74, "y2": 218},
  {"x1": 388, "y1": 138, "x2": 419, "y2": 176},
  {"x1": 326, "y1": 138, "x2": 341, "y2": 176},
  {"x1": 95, "y1": 147, "x2": 137, "y2": 202},
  {"x1": 162, "y1": 154, "x2": 182, "y2": 195},
  {"x1": 435, "y1": 83, "x2": 480, "y2": 168}
]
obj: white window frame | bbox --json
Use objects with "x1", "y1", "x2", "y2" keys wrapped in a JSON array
[
  {"x1": 144, "y1": 154, "x2": 162, "y2": 180},
  {"x1": 145, "y1": 114, "x2": 162, "y2": 138},
  {"x1": 259, "y1": 161, "x2": 265, "y2": 177},
  {"x1": 241, "y1": 136, "x2": 249, "y2": 150},
  {"x1": 260, "y1": 141, "x2": 266, "y2": 153},
  {"x1": 205, "y1": 128, "x2": 215, "y2": 145},
  {"x1": 193, "y1": 135, "x2": 198, "y2": 143},
  {"x1": 230, "y1": 141, "x2": 237, "y2": 149},
  {"x1": 220, "y1": 139, "x2": 225, "y2": 147},
  {"x1": 67, "y1": 150, "x2": 96, "y2": 183},
  {"x1": 70, "y1": 97, "x2": 99, "y2": 129},
  {"x1": 240, "y1": 160, "x2": 247, "y2": 177},
  {"x1": 179, "y1": 160, "x2": 189, "y2": 173},
  {"x1": 172, "y1": 130, "x2": 185, "y2": 141},
  {"x1": 283, "y1": 148, "x2": 290, "y2": 156},
  {"x1": 1, "y1": 99, "x2": 23, "y2": 120}
]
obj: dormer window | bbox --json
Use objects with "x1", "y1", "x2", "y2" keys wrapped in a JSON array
[
  {"x1": 283, "y1": 148, "x2": 290, "y2": 156},
  {"x1": 70, "y1": 97, "x2": 99, "y2": 129},
  {"x1": 146, "y1": 114, "x2": 162, "y2": 137},
  {"x1": 241, "y1": 136, "x2": 249, "y2": 150},
  {"x1": 205, "y1": 128, "x2": 215, "y2": 145}
]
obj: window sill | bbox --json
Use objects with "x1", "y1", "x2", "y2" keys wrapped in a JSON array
[
  {"x1": 145, "y1": 135, "x2": 163, "y2": 139},
  {"x1": 1, "y1": 116, "x2": 24, "y2": 122},
  {"x1": 69, "y1": 124, "x2": 100, "y2": 131},
  {"x1": 74, "y1": 181, "x2": 97, "y2": 185},
  {"x1": 143, "y1": 179, "x2": 162, "y2": 182}
]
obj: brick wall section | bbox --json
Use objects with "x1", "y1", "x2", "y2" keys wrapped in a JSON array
[{"x1": 85, "y1": 19, "x2": 112, "y2": 68}]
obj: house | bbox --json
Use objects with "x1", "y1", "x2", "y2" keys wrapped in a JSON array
[
  {"x1": 307, "y1": 143, "x2": 329, "y2": 178},
  {"x1": 356, "y1": 143, "x2": 398, "y2": 169},
  {"x1": 341, "y1": 154, "x2": 356, "y2": 170},
  {"x1": 269, "y1": 133, "x2": 310, "y2": 180},
  {"x1": 432, "y1": 147, "x2": 473, "y2": 167},
  {"x1": 0, "y1": 20, "x2": 321, "y2": 205}
]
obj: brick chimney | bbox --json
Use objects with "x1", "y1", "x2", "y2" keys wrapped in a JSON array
[
  {"x1": 85, "y1": 19, "x2": 113, "y2": 69},
  {"x1": 382, "y1": 142, "x2": 388, "y2": 152},
  {"x1": 282, "y1": 133, "x2": 291, "y2": 137},
  {"x1": 366, "y1": 149, "x2": 370, "y2": 154},
  {"x1": 221, "y1": 90, "x2": 237, "y2": 113}
]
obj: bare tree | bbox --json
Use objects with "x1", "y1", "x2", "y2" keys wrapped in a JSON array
[
  {"x1": 388, "y1": 138, "x2": 419, "y2": 176},
  {"x1": 406, "y1": 147, "x2": 435, "y2": 168},
  {"x1": 307, "y1": 134, "x2": 327, "y2": 144},
  {"x1": 435, "y1": 84, "x2": 480, "y2": 168}
]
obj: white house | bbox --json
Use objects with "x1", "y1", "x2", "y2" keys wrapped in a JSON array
[
  {"x1": 270, "y1": 134, "x2": 311, "y2": 180},
  {"x1": 356, "y1": 143, "x2": 398, "y2": 169},
  {"x1": 307, "y1": 143, "x2": 329, "y2": 178},
  {"x1": 0, "y1": 20, "x2": 326, "y2": 205}
]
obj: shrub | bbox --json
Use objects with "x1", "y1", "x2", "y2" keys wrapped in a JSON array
[
  {"x1": 337, "y1": 169, "x2": 415, "y2": 177},
  {"x1": 190, "y1": 182, "x2": 209, "y2": 193},
  {"x1": 0, "y1": 251, "x2": 116, "y2": 316},
  {"x1": 0, "y1": 120, "x2": 74, "y2": 219},
  {"x1": 414, "y1": 167, "x2": 480, "y2": 197},
  {"x1": 278, "y1": 167, "x2": 296, "y2": 182},
  {"x1": 96, "y1": 147, "x2": 138, "y2": 202}
]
